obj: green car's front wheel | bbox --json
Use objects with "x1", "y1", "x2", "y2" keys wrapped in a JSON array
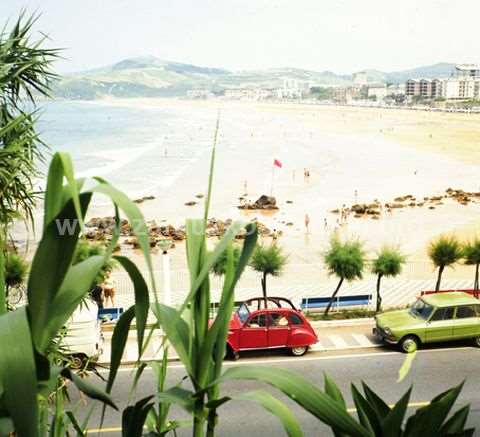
[
  {"x1": 400, "y1": 336, "x2": 419, "y2": 353},
  {"x1": 473, "y1": 336, "x2": 480, "y2": 348}
]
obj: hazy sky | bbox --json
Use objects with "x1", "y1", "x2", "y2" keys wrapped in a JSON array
[{"x1": 1, "y1": 0, "x2": 479, "y2": 74}]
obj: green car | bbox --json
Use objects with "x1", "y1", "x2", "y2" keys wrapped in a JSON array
[{"x1": 374, "y1": 292, "x2": 480, "y2": 353}]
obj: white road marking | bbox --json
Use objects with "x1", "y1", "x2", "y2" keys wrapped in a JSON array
[
  {"x1": 328, "y1": 335, "x2": 348, "y2": 349},
  {"x1": 352, "y1": 333, "x2": 376, "y2": 348},
  {"x1": 98, "y1": 346, "x2": 477, "y2": 373}
]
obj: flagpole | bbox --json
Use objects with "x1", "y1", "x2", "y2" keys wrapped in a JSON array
[{"x1": 270, "y1": 162, "x2": 275, "y2": 196}]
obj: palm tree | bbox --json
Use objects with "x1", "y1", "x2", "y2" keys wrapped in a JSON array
[
  {"x1": 73, "y1": 240, "x2": 116, "y2": 287},
  {"x1": 4, "y1": 251, "x2": 28, "y2": 296},
  {"x1": 249, "y1": 243, "x2": 287, "y2": 306},
  {"x1": 211, "y1": 244, "x2": 241, "y2": 277},
  {"x1": 428, "y1": 235, "x2": 463, "y2": 291},
  {"x1": 371, "y1": 247, "x2": 406, "y2": 312},
  {"x1": 463, "y1": 238, "x2": 480, "y2": 295},
  {"x1": 324, "y1": 238, "x2": 365, "y2": 315},
  {"x1": 0, "y1": 13, "x2": 58, "y2": 231}
]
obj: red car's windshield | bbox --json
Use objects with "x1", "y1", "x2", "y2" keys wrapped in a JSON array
[{"x1": 236, "y1": 303, "x2": 250, "y2": 323}]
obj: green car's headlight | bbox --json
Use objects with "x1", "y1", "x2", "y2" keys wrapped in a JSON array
[{"x1": 383, "y1": 327, "x2": 392, "y2": 336}]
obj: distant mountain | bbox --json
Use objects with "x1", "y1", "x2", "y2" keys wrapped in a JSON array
[
  {"x1": 385, "y1": 62, "x2": 456, "y2": 83},
  {"x1": 52, "y1": 57, "x2": 458, "y2": 100},
  {"x1": 53, "y1": 56, "x2": 229, "y2": 99}
]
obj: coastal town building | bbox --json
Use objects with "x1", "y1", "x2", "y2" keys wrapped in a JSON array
[
  {"x1": 367, "y1": 84, "x2": 388, "y2": 101},
  {"x1": 353, "y1": 71, "x2": 368, "y2": 86},
  {"x1": 405, "y1": 78, "x2": 443, "y2": 99},
  {"x1": 386, "y1": 83, "x2": 406, "y2": 96},
  {"x1": 405, "y1": 64, "x2": 480, "y2": 101},
  {"x1": 333, "y1": 86, "x2": 363, "y2": 104}
]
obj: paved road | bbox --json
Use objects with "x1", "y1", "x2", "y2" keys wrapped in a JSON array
[
  {"x1": 83, "y1": 344, "x2": 480, "y2": 436},
  {"x1": 99, "y1": 322, "x2": 379, "y2": 363}
]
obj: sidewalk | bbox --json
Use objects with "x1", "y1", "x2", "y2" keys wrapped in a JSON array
[{"x1": 98, "y1": 320, "x2": 378, "y2": 365}]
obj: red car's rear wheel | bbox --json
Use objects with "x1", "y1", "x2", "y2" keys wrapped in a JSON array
[{"x1": 289, "y1": 346, "x2": 308, "y2": 356}]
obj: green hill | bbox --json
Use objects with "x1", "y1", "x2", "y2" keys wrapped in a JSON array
[{"x1": 52, "y1": 57, "x2": 457, "y2": 100}]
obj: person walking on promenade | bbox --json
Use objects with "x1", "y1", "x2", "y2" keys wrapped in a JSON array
[
  {"x1": 103, "y1": 270, "x2": 116, "y2": 308},
  {"x1": 305, "y1": 213, "x2": 310, "y2": 234}
]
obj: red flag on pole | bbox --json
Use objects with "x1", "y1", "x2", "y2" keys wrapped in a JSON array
[{"x1": 274, "y1": 158, "x2": 282, "y2": 168}]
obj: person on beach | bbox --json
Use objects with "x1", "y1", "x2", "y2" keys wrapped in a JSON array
[
  {"x1": 103, "y1": 270, "x2": 116, "y2": 308},
  {"x1": 304, "y1": 213, "x2": 310, "y2": 234},
  {"x1": 324, "y1": 218, "x2": 328, "y2": 229},
  {"x1": 271, "y1": 229, "x2": 279, "y2": 243}
]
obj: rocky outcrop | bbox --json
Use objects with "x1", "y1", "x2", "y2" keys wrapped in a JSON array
[
  {"x1": 83, "y1": 216, "x2": 273, "y2": 248},
  {"x1": 338, "y1": 187, "x2": 480, "y2": 221},
  {"x1": 133, "y1": 195, "x2": 155, "y2": 204},
  {"x1": 238, "y1": 195, "x2": 279, "y2": 210}
]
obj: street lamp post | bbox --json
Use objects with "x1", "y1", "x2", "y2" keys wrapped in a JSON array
[{"x1": 158, "y1": 239, "x2": 173, "y2": 307}]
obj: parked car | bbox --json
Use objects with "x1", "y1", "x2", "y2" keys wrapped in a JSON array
[
  {"x1": 374, "y1": 292, "x2": 480, "y2": 353},
  {"x1": 225, "y1": 297, "x2": 318, "y2": 359}
]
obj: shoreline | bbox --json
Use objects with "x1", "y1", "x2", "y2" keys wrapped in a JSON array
[{"x1": 14, "y1": 98, "x2": 480, "y2": 289}]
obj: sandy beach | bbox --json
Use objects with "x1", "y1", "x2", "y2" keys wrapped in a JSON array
[
  {"x1": 66, "y1": 98, "x2": 479, "y2": 293},
  {"x1": 14, "y1": 98, "x2": 480, "y2": 300}
]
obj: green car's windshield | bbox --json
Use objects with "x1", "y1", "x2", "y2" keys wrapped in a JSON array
[{"x1": 409, "y1": 299, "x2": 434, "y2": 320}]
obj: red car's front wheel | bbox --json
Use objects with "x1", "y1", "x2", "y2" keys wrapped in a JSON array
[{"x1": 289, "y1": 346, "x2": 308, "y2": 356}]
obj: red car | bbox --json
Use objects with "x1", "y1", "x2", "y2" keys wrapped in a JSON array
[{"x1": 226, "y1": 297, "x2": 318, "y2": 359}]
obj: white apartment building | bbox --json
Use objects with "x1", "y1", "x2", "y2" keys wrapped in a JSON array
[
  {"x1": 367, "y1": 84, "x2": 388, "y2": 100},
  {"x1": 406, "y1": 64, "x2": 480, "y2": 100}
]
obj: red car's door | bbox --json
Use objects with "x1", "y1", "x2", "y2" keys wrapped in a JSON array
[
  {"x1": 239, "y1": 313, "x2": 268, "y2": 349},
  {"x1": 268, "y1": 312, "x2": 291, "y2": 347}
]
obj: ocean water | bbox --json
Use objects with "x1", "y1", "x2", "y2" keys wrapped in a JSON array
[
  {"x1": 38, "y1": 100, "x2": 217, "y2": 199},
  {"x1": 36, "y1": 99, "x2": 480, "y2": 233}
]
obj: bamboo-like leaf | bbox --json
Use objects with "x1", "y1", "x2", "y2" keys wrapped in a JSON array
[
  {"x1": 0, "y1": 417, "x2": 14, "y2": 436},
  {"x1": 28, "y1": 192, "x2": 92, "y2": 350},
  {"x1": 0, "y1": 238, "x2": 5, "y2": 315},
  {"x1": 122, "y1": 396, "x2": 154, "y2": 437},
  {"x1": 151, "y1": 303, "x2": 193, "y2": 375},
  {"x1": 203, "y1": 115, "x2": 219, "y2": 224},
  {"x1": 235, "y1": 390, "x2": 303, "y2": 437},
  {"x1": 43, "y1": 152, "x2": 83, "y2": 230},
  {"x1": 404, "y1": 383, "x2": 463, "y2": 436},
  {"x1": 61, "y1": 368, "x2": 117, "y2": 410},
  {"x1": 351, "y1": 384, "x2": 378, "y2": 435},
  {"x1": 0, "y1": 308, "x2": 38, "y2": 437},
  {"x1": 324, "y1": 374, "x2": 346, "y2": 409},
  {"x1": 440, "y1": 404, "x2": 470, "y2": 434},
  {"x1": 381, "y1": 387, "x2": 411, "y2": 436},
  {"x1": 36, "y1": 255, "x2": 105, "y2": 352},
  {"x1": 156, "y1": 387, "x2": 196, "y2": 414},
  {"x1": 201, "y1": 224, "x2": 258, "y2": 385},
  {"x1": 91, "y1": 182, "x2": 155, "y2": 291},
  {"x1": 361, "y1": 382, "x2": 390, "y2": 418},
  {"x1": 179, "y1": 220, "x2": 246, "y2": 315},
  {"x1": 219, "y1": 366, "x2": 369, "y2": 436},
  {"x1": 106, "y1": 306, "x2": 135, "y2": 393},
  {"x1": 114, "y1": 256, "x2": 149, "y2": 357},
  {"x1": 65, "y1": 411, "x2": 86, "y2": 436}
]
